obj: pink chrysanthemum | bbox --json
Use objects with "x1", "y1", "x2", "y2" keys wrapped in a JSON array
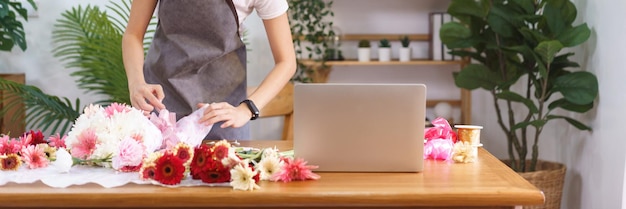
[
  {"x1": 0, "y1": 135, "x2": 20, "y2": 155},
  {"x1": 70, "y1": 128, "x2": 98, "y2": 160},
  {"x1": 104, "y1": 102, "x2": 131, "y2": 117},
  {"x1": 47, "y1": 133, "x2": 67, "y2": 148},
  {"x1": 271, "y1": 157, "x2": 320, "y2": 182},
  {"x1": 21, "y1": 145, "x2": 49, "y2": 169},
  {"x1": 112, "y1": 137, "x2": 144, "y2": 171}
]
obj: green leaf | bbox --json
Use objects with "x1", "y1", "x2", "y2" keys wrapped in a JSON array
[
  {"x1": 510, "y1": 0, "x2": 535, "y2": 14},
  {"x1": 547, "y1": 115, "x2": 592, "y2": 131},
  {"x1": 0, "y1": 78, "x2": 80, "y2": 135},
  {"x1": 548, "y1": 98, "x2": 594, "y2": 113},
  {"x1": 496, "y1": 91, "x2": 539, "y2": 113},
  {"x1": 447, "y1": 0, "x2": 489, "y2": 18},
  {"x1": 553, "y1": 71, "x2": 598, "y2": 105},
  {"x1": 454, "y1": 64, "x2": 501, "y2": 90},
  {"x1": 543, "y1": 0, "x2": 578, "y2": 37},
  {"x1": 556, "y1": 23, "x2": 591, "y2": 47},
  {"x1": 440, "y1": 22, "x2": 473, "y2": 48},
  {"x1": 535, "y1": 40, "x2": 564, "y2": 64}
]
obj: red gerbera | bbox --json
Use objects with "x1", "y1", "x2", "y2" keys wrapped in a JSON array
[
  {"x1": 190, "y1": 145, "x2": 212, "y2": 179},
  {"x1": 141, "y1": 166, "x2": 156, "y2": 180},
  {"x1": 23, "y1": 130, "x2": 46, "y2": 146},
  {"x1": 211, "y1": 143, "x2": 230, "y2": 161},
  {"x1": 0, "y1": 153, "x2": 22, "y2": 171},
  {"x1": 249, "y1": 163, "x2": 260, "y2": 183},
  {"x1": 199, "y1": 160, "x2": 231, "y2": 183},
  {"x1": 153, "y1": 153, "x2": 185, "y2": 185}
]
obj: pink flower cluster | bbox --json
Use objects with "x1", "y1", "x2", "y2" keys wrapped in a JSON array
[
  {"x1": 423, "y1": 117, "x2": 457, "y2": 160},
  {"x1": 0, "y1": 130, "x2": 66, "y2": 170}
]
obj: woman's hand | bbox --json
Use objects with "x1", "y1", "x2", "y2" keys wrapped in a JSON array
[
  {"x1": 129, "y1": 82, "x2": 165, "y2": 114},
  {"x1": 198, "y1": 102, "x2": 252, "y2": 128}
]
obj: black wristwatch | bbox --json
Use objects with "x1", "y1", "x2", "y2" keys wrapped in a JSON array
[{"x1": 241, "y1": 99, "x2": 260, "y2": 120}]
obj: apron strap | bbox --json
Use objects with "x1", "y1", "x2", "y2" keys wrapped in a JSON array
[{"x1": 225, "y1": 0, "x2": 240, "y2": 37}]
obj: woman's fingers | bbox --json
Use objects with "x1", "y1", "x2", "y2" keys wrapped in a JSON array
[{"x1": 198, "y1": 102, "x2": 248, "y2": 128}]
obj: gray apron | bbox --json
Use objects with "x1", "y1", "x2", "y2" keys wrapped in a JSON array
[{"x1": 144, "y1": 0, "x2": 249, "y2": 140}]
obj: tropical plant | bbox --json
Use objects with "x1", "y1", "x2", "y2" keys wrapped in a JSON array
[
  {"x1": 400, "y1": 35, "x2": 410, "y2": 48},
  {"x1": 287, "y1": 0, "x2": 336, "y2": 83},
  {"x1": 0, "y1": 0, "x2": 37, "y2": 51},
  {"x1": 440, "y1": 0, "x2": 597, "y2": 172},
  {"x1": 0, "y1": 0, "x2": 156, "y2": 135},
  {"x1": 379, "y1": 39, "x2": 390, "y2": 48}
]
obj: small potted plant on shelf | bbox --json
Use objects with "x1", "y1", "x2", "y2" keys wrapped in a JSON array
[
  {"x1": 399, "y1": 35, "x2": 411, "y2": 62},
  {"x1": 378, "y1": 39, "x2": 391, "y2": 62},
  {"x1": 357, "y1": 39, "x2": 371, "y2": 62}
]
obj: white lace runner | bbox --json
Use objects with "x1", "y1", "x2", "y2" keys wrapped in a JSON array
[{"x1": 0, "y1": 165, "x2": 229, "y2": 188}]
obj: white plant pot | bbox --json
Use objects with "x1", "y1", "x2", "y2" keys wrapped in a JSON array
[
  {"x1": 358, "y1": 48, "x2": 371, "y2": 62},
  {"x1": 378, "y1": 47, "x2": 391, "y2": 62},
  {"x1": 399, "y1": 47, "x2": 411, "y2": 62}
]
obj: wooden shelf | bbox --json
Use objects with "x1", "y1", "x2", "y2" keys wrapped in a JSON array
[
  {"x1": 427, "y1": 99, "x2": 461, "y2": 107},
  {"x1": 294, "y1": 33, "x2": 430, "y2": 42},
  {"x1": 301, "y1": 59, "x2": 467, "y2": 66},
  {"x1": 342, "y1": 34, "x2": 430, "y2": 41},
  {"x1": 328, "y1": 59, "x2": 465, "y2": 66}
]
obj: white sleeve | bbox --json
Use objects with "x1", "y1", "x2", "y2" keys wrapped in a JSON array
[{"x1": 253, "y1": 0, "x2": 289, "y2": 20}]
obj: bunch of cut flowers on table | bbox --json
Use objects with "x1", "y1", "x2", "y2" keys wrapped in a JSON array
[
  {"x1": 423, "y1": 117, "x2": 476, "y2": 163},
  {"x1": 0, "y1": 103, "x2": 319, "y2": 191}
]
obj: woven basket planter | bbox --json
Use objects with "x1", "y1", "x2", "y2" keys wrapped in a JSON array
[{"x1": 502, "y1": 160, "x2": 566, "y2": 209}]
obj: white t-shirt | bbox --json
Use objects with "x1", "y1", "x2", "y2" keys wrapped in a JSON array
[{"x1": 233, "y1": 0, "x2": 289, "y2": 25}]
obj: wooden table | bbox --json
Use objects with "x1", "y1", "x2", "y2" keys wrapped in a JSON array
[{"x1": 0, "y1": 140, "x2": 544, "y2": 209}]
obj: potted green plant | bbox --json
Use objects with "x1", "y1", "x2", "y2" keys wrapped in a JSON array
[
  {"x1": 378, "y1": 38, "x2": 391, "y2": 62},
  {"x1": 357, "y1": 39, "x2": 370, "y2": 62},
  {"x1": 287, "y1": 0, "x2": 336, "y2": 83},
  {"x1": 0, "y1": 0, "x2": 37, "y2": 52},
  {"x1": 441, "y1": 0, "x2": 597, "y2": 208},
  {"x1": 399, "y1": 35, "x2": 411, "y2": 62}
]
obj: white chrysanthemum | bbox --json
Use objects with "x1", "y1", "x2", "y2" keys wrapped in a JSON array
[
  {"x1": 90, "y1": 133, "x2": 119, "y2": 167},
  {"x1": 230, "y1": 162, "x2": 260, "y2": 191},
  {"x1": 257, "y1": 156, "x2": 283, "y2": 181}
]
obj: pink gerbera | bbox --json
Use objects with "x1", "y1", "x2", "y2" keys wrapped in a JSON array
[
  {"x1": 71, "y1": 128, "x2": 98, "y2": 160},
  {"x1": 104, "y1": 102, "x2": 131, "y2": 117},
  {"x1": 0, "y1": 135, "x2": 21, "y2": 155},
  {"x1": 21, "y1": 145, "x2": 49, "y2": 169},
  {"x1": 271, "y1": 157, "x2": 320, "y2": 182},
  {"x1": 47, "y1": 133, "x2": 67, "y2": 148}
]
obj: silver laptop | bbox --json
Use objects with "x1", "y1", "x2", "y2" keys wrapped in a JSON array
[{"x1": 293, "y1": 83, "x2": 426, "y2": 172}]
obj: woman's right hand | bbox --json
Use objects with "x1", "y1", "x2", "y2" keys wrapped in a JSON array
[{"x1": 129, "y1": 82, "x2": 166, "y2": 113}]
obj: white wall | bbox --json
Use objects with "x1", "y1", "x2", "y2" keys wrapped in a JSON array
[{"x1": 1, "y1": 0, "x2": 625, "y2": 208}]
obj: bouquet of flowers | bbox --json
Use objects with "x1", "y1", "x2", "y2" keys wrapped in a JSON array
[
  {"x1": 1, "y1": 103, "x2": 320, "y2": 191},
  {"x1": 139, "y1": 140, "x2": 320, "y2": 190},
  {"x1": 63, "y1": 103, "x2": 164, "y2": 170}
]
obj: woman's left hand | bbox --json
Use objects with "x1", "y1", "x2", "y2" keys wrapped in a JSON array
[{"x1": 197, "y1": 102, "x2": 252, "y2": 128}]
